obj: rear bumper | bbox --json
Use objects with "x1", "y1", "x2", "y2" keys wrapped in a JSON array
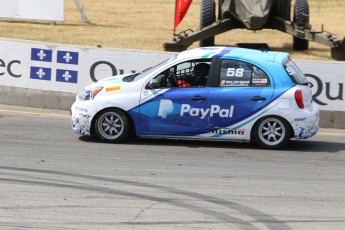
[{"x1": 291, "y1": 103, "x2": 320, "y2": 140}]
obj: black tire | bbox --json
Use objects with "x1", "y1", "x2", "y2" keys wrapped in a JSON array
[
  {"x1": 94, "y1": 108, "x2": 130, "y2": 143},
  {"x1": 253, "y1": 116, "x2": 291, "y2": 149},
  {"x1": 293, "y1": 0, "x2": 309, "y2": 50},
  {"x1": 200, "y1": 0, "x2": 215, "y2": 47}
]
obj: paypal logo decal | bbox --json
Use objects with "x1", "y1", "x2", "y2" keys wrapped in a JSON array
[
  {"x1": 158, "y1": 99, "x2": 174, "y2": 118},
  {"x1": 158, "y1": 99, "x2": 235, "y2": 119}
]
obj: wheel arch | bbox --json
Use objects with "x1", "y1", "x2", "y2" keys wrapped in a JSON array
[
  {"x1": 90, "y1": 107, "x2": 136, "y2": 137},
  {"x1": 250, "y1": 114, "x2": 295, "y2": 141}
]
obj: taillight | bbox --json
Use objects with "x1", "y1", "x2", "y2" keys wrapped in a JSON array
[{"x1": 295, "y1": 90, "x2": 304, "y2": 109}]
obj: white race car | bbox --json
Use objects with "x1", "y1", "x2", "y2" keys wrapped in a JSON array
[{"x1": 71, "y1": 47, "x2": 319, "y2": 149}]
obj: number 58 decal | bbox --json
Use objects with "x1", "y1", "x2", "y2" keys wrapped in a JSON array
[{"x1": 227, "y1": 68, "x2": 244, "y2": 77}]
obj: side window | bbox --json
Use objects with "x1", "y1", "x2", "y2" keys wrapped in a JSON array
[
  {"x1": 219, "y1": 60, "x2": 270, "y2": 87},
  {"x1": 151, "y1": 59, "x2": 211, "y2": 88},
  {"x1": 152, "y1": 67, "x2": 176, "y2": 88},
  {"x1": 220, "y1": 60, "x2": 251, "y2": 87},
  {"x1": 252, "y1": 66, "x2": 270, "y2": 87},
  {"x1": 284, "y1": 59, "x2": 308, "y2": 85}
]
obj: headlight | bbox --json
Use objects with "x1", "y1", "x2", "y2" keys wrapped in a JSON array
[{"x1": 78, "y1": 86, "x2": 103, "y2": 101}]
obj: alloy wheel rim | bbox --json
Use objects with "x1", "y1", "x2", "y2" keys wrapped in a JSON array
[
  {"x1": 98, "y1": 112, "x2": 124, "y2": 140},
  {"x1": 258, "y1": 118, "x2": 285, "y2": 146}
]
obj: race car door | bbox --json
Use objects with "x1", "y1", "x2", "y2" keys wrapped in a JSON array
[
  {"x1": 139, "y1": 59, "x2": 212, "y2": 136},
  {"x1": 208, "y1": 59, "x2": 274, "y2": 134}
]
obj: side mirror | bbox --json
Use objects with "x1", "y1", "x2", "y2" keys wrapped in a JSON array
[{"x1": 146, "y1": 79, "x2": 160, "y2": 89}]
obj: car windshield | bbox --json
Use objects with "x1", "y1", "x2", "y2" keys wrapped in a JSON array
[
  {"x1": 284, "y1": 59, "x2": 308, "y2": 85},
  {"x1": 132, "y1": 55, "x2": 177, "y2": 82}
]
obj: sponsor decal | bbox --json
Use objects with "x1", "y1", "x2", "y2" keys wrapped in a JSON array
[
  {"x1": 158, "y1": 99, "x2": 235, "y2": 119},
  {"x1": 211, "y1": 129, "x2": 245, "y2": 135},
  {"x1": 158, "y1": 99, "x2": 174, "y2": 118},
  {"x1": 220, "y1": 80, "x2": 250, "y2": 87},
  {"x1": 295, "y1": 118, "x2": 307, "y2": 122},
  {"x1": 252, "y1": 78, "x2": 268, "y2": 84},
  {"x1": 75, "y1": 106, "x2": 88, "y2": 113},
  {"x1": 105, "y1": 86, "x2": 121, "y2": 92},
  {"x1": 286, "y1": 66, "x2": 296, "y2": 76},
  {"x1": 180, "y1": 104, "x2": 234, "y2": 119}
]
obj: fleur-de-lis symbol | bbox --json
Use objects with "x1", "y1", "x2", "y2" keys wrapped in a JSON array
[
  {"x1": 63, "y1": 52, "x2": 73, "y2": 63},
  {"x1": 36, "y1": 68, "x2": 46, "y2": 78},
  {"x1": 37, "y1": 50, "x2": 46, "y2": 60},
  {"x1": 62, "y1": 71, "x2": 72, "y2": 81}
]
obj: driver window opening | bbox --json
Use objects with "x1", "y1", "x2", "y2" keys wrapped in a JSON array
[{"x1": 151, "y1": 59, "x2": 211, "y2": 88}]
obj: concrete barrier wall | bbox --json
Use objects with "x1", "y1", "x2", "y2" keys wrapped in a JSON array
[
  {"x1": 0, "y1": 38, "x2": 344, "y2": 128},
  {"x1": 0, "y1": 85, "x2": 74, "y2": 110}
]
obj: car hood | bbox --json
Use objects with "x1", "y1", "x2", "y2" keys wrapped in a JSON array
[
  {"x1": 98, "y1": 73, "x2": 133, "y2": 83},
  {"x1": 85, "y1": 73, "x2": 137, "y2": 90}
]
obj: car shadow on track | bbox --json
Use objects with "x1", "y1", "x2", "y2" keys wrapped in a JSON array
[
  {"x1": 79, "y1": 136, "x2": 345, "y2": 153},
  {"x1": 79, "y1": 135, "x2": 255, "y2": 149},
  {"x1": 281, "y1": 140, "x2": 345, "y2": 153}
]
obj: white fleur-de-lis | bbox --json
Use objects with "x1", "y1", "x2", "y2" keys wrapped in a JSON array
[
  {"x1": 36, "y1": 68, "x2": 46, "y2": 78},
  {"x1": 37, "y1": 50, "x2": 46, "y2": 60},
  {"x1": 62, "y1": 71, "x2": 72, "y2": 81},
  {"x1": 63, "y1": 52, "x2": 73, "y2": 63}
]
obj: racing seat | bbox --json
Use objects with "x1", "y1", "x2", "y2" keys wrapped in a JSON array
[{"x1": 193, "y1": 63, "x2": 210, "y2": 86}]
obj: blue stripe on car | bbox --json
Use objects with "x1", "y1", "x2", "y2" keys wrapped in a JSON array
[{"x1": 212, "y1": 47, "x2": 232, "y2": 58}]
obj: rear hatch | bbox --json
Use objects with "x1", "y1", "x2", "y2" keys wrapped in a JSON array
[{"x1": 284, "y1": 59, "x2": 313, "y2": 111}]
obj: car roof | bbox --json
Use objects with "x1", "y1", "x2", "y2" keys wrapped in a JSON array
[{"x1": 176, "y1": 47, "x2": 289, "y2": 65}]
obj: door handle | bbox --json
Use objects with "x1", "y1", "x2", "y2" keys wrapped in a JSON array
[
  {"x1": 251, "y1": 96, "x2": 266, "y2": 101},
  {"x1": 190, "y1": 96, "x2": 206, "y2": 101}
]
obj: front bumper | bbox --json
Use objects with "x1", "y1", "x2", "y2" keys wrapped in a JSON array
[{"x1": 71, "y1": 101, "x2": 96, "y2": 136}]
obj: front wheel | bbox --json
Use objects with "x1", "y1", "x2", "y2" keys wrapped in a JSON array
[
  {"x1": 253, "y1": 117, "x2": 291, "y2": 149},
  {"x1": 94, "y1": 109, "x2": 130, "y2": 143}
]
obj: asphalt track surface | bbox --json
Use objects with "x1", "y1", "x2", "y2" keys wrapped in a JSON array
[{"x1": 0, "y1": 104, "x2": 344, "y2": 230}]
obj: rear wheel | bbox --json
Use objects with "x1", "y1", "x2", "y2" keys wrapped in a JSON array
[
  {"x1": 200, "y1": 0, "x2": 215, "y2": 47},
  {"x1": 253, "y1": 116, "x2": 291, "y2": 149},
  {"x1": 293, "y1": 0, "x2": 309, "y2": 50},
  {"x1": 94, "y1": 109, "x2": 130, "y2": 143}
]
